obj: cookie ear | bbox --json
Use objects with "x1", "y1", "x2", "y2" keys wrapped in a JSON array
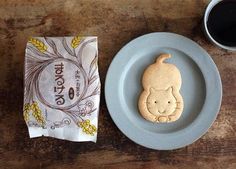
[
  {"x1": 166, "y1": 87, "x2": 173, "y2": 93},
  {"x1": 150, "y1": 87, "x2": 155, "y2": 93}
]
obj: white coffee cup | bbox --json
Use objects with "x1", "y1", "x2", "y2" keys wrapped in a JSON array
[{"x1": 204, "y1": 0, "x2": 236, "y2": 51}]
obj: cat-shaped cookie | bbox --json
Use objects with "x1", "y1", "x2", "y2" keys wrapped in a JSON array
[{"x1": 138, "y1": 54, "x2": 184, "y2": 123}]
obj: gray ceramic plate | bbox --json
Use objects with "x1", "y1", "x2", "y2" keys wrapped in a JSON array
[{"x1": 105, "y1": 32, "x2": 222, "y2": 150}]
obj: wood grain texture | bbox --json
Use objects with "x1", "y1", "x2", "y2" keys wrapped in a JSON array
[{"x1": 0, "y1": 0, "x2": 235, "y2": 169}]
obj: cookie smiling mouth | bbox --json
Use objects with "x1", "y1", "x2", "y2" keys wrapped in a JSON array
[{"x1": 158, "y1": 110, "x2": 166, "y2": 114}]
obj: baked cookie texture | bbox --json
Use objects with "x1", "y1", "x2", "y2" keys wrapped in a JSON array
[{"x1": 138, "y1": 54, "x2": 184, "y2": 123}]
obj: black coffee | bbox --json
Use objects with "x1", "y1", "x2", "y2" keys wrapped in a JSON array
[{"x1": 207, "y1": 0, "x2": 236, "y2": 47}]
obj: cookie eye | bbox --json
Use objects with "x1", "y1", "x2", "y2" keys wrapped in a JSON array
[
  {"x1": 154, "y1": 101, "x2": 157, "y2": 104},
  {"x1": 168, "y1": 101, "x2": 171, "y2": 104}
]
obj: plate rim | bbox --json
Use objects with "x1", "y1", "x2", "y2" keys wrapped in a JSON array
[{"x1": 104, "y1": 32, "x2": 222, "y2": 150}]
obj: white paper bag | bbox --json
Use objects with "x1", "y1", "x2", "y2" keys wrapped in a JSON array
[{"x1": 23, "y1": 36, "x2": 100, "y2": 142}]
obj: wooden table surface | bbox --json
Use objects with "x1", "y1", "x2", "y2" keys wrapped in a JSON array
[{"x1": 0, "y1": 0, "x2": 235, "y2": 169}]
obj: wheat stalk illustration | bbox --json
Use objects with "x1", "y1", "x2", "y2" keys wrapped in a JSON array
[
  {"x1": 28, "y1": 38, "x2": 47, "y2": 53},
  {"x1": 31, "y1": 101, "x2": 45, "y2": 126},
  {"x1": 71, "y1": 36, "x2": 82, "y2": 48},
  {"x1": 78, "y1": 119, "x2": 97, "y2": 136},
  {"x1": 23, "y1": 103, "x2": 31, "y2": 122}
]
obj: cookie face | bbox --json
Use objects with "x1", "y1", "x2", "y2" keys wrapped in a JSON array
[
  {"x1": 147, "y1": 87, "x2": 177, "y2": 116},
  {"x1": 138, "y1": 54, "x2": 184, "y2": 123}
]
